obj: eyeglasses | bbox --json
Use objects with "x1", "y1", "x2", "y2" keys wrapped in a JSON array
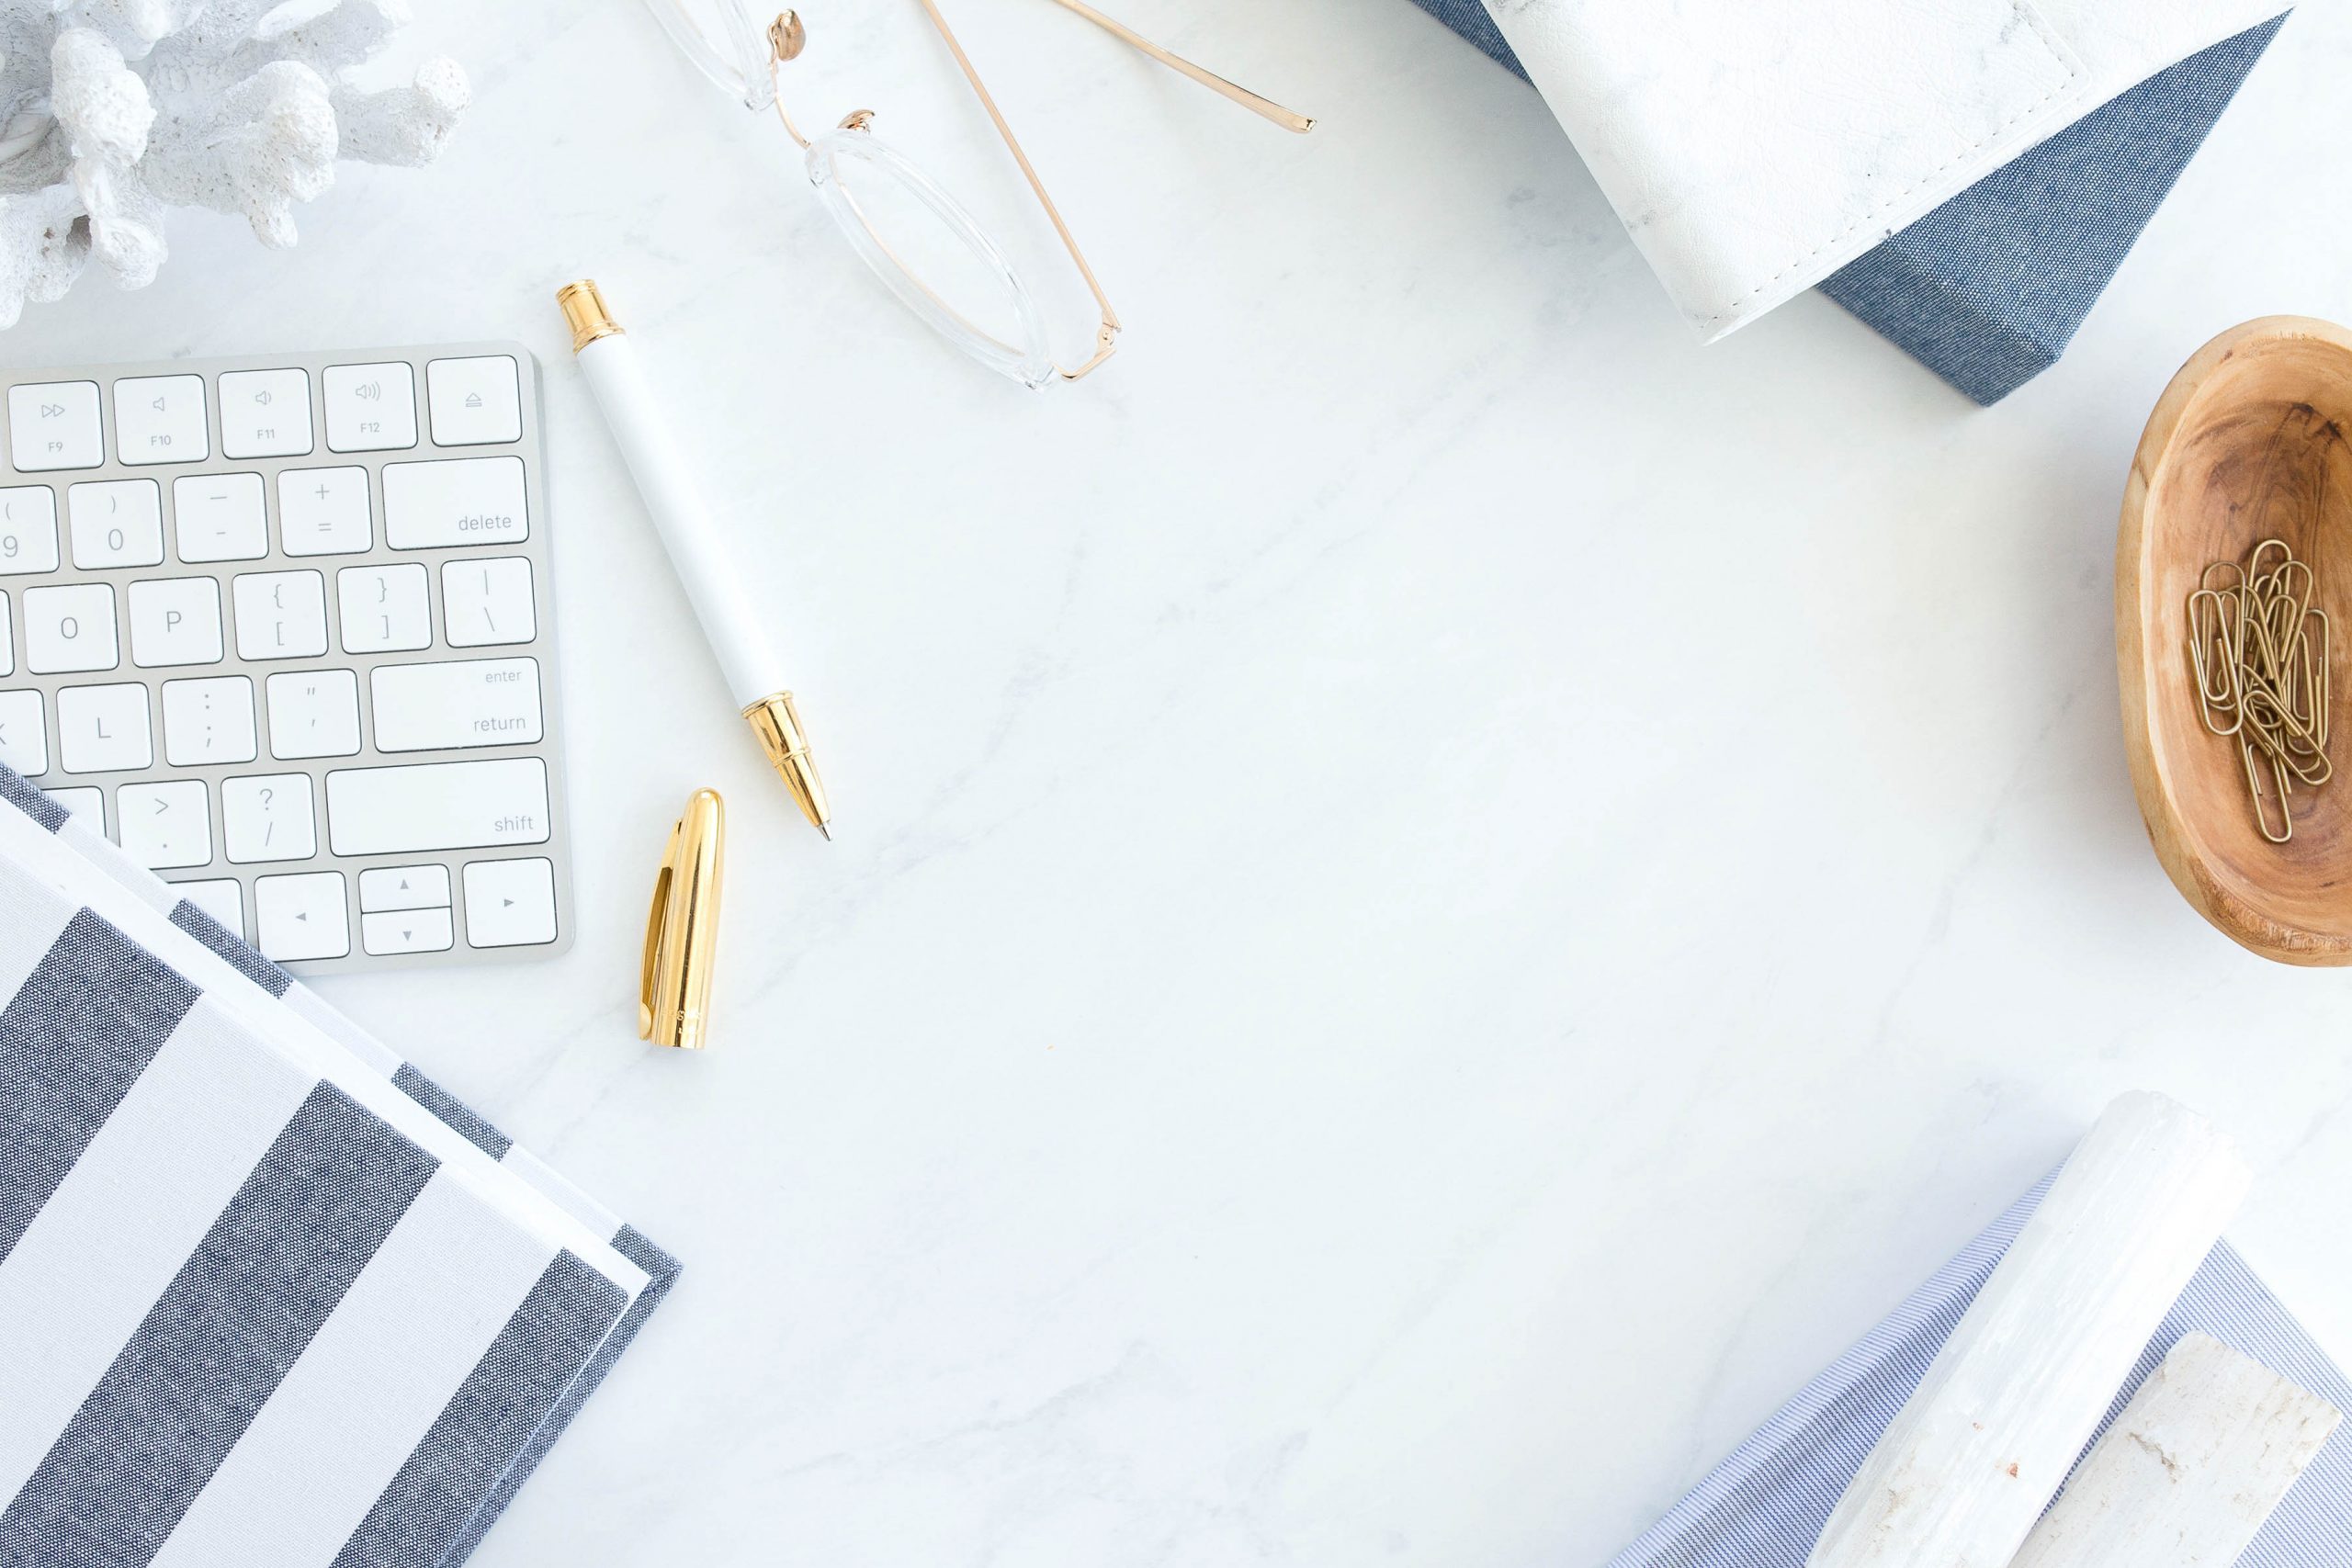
[{"x1": 645, "y1": 0, "x2": 1313, "y2": 388}]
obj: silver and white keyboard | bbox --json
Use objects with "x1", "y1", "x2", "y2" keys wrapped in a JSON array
[{"x1": 0, "y1": 342, "x2": 573, "y2": 974}]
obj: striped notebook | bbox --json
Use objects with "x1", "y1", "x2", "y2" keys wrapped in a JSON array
[{"x1": 0, "y1": 762, "x2": 677, "y2": 1568}]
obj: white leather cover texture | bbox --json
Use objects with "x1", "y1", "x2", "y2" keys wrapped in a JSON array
[{"x1": 1481, "y1": 0, "x2": 2286, "y2": 342}]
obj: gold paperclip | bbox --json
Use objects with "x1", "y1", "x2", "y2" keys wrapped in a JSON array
[{"x1": 640, "y1": 789, "x2": 727, "y2": 1051}]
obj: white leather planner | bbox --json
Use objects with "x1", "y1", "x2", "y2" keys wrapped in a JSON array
[{"x1": 1479, "y1": 0, "x2": 2289, "y2": 342}]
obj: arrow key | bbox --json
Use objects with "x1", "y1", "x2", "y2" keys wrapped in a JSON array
[
  {"x1": 461, "y1": 856, "x2": 556, "y2": 948},
  {"x1": 358, "y1": 863, "x2": 452, "y2": 913},
  {"x1": 254, "y1": 869, "x2": 347, "y2": 961},
  {"x1": 362, "y1": 906, "x2": 454, "y2": 955}
]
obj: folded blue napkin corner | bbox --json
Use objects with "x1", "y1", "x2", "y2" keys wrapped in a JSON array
[
  {"x1": 1604, "y1": 1172, "x2": 2352, "y2": 1565},
  {"x1": 1407, "y1": 1, "x2": 2288, "y2": 404}
]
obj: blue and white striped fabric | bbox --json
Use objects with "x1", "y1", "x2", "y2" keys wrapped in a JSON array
[
  {"x1": 1606, "y1": 1173, "x2": 2352, "y2": 1565},
  {"x1": 0, "y1": 763, "x2": 678, "y2": 1568}
]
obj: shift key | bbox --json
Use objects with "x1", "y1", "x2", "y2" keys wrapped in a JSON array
[{"x1": 325, "y1": 757, "x2": 548, "y2": 856}]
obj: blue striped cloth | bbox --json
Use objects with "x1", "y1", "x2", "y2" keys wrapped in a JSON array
[
  {"x1": 1606, "y1": 1173, "x2": 2352, "y2": 1564},
  {"x1": 0, "y1": 762, "x2": 676, "y2": 1568}
]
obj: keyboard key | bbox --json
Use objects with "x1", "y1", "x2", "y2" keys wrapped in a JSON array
[
  {"x1": 42, "y1": 784, "x2": 102, "y2": 831},
  {"x1": 382, "y1": 456, "x2": 526, "y2": 549},
  {"x1": 254, "y1": 870, "x2": 348, "y2": 961},
  {"x1": 68, "y1": 479, "x2": 164, "y2": 569},
  {"x1": 172, "y1": 473, "x2": 268, "y2": 562},
  {"x1": 128, "y1": 577, "x2": 224, "y2": 667},
  {"x1": 266, "y1": 668, "x2": 362, "y2": 758},
  {"x1": 370, "y1": 657, "x2": 541, "y2": 752},
  {"x1": 462, "y1": 856, "x2": 557, "y2": 948},
  {"x1": 335, "y1": 563, "x2": 430, "y2": 652},
  {"x1": 277, "y1": 465, "x2": 372, "y2": 556},
  {"x1": 441, "y1": 557, "x2": 536, "y2": 647},
  {"x1": 322, "y1": 361, "x2": 416, "y2": 453},
  {"x1": 55, "y1": 682, "x2": 151, "y2": 773},
  {"x1": 324, "y1": 756, "x2": 548, "y2": 856},
  {"x1": 171, "y1": 876, "x2": 244, "y2": 939},
  {"x1": 117, "y1": 779, "x2": 212, "y2": 869},
  {"x1": 217, "y1": 368, "x2": 312, "y2": 459},
  {"x1": 0, "y1": 486, "x2": 59, "y2": 574},
  {"x1": 112, "y1": 375, "x2": 208, "y2": 465},
  {"x1": 359, "y1": 863, "x2": 452, "y2": 912},
  {"x1": 0, "y1": 592, "x2": 9, "y2": 676},
  {"x1": 0, "y1": 690, "x2": 44, "y2": 775},
  {"x1": 232, "y1": 570, "x2": 328, "y2": 660},
  {"x1": 23, "y1": 582, "x2": 117, "y2": 672},
  {"x1": 222, "y1": 771, "x2": 316, "y2": 863},
  {"x1": 425, "y1": 355, "x2": 523, "y2": 446},
  {"x1": 161, "y1": 675, "x2": 257, "y2": 765},
  {"x1": 362, "y1": 907, "x2": 454, "y2": 955},
  {"x1": 9, "y1": 380, "x2": 102, "y2": 470}
]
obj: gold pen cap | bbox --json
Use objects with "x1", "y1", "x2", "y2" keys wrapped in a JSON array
[
  {"x1": 556, "y1": 278, "x2": 624, "y2": 354},
  {"x1": 640, "y1": 789, "x2": 726, "y2": 1051}
]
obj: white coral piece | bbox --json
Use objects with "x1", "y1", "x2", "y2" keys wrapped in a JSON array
[{"x1": 0, "y1": 0, "x2": 467, "y2": 326}]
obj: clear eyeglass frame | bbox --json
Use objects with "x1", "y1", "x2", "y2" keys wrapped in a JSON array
[{"x1": 644, "y1": 0, "x2": 1314, "y2": 389}]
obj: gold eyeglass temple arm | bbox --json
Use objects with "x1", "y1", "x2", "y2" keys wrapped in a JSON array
[
  {"x1": 913, "y1": 0, "x2": 1117, "y2": 379},
  {"x1": 767, "y1": 4, "x2": 1314, "y2": 382},
  {"x1": 1044, "y1": 0, "x2": 1317, "y2": 135}
]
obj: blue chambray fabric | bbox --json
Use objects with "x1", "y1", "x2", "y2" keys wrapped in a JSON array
[
  {"x1": 1603, "y1": 1173, "x2": 2352, "y2": 1566},
  {"x1": 0, "y1": 1083, "x2": 444, "y2": 1568},
  {"x1": 1819, "y1": 16, "x2": 2288, "y2": 404},
  {"x1": 1405, "y1": 1, "x2": 2287, "y2": 403},
  {"x1": 0, "y1": 762, "x2": 680, "y2": 1568}
]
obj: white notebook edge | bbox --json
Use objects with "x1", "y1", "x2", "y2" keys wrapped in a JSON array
[{"x1": 1480, "y1": 0, "x2": 2290, "y2": 342}]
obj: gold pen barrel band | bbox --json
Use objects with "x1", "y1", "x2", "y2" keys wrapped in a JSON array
[
  {"x1": 744, "y1": 691, "x2": 831, "y2": 834},
  {"x1": 556, "y1": 278, "x2": 624, "y2": 354}
]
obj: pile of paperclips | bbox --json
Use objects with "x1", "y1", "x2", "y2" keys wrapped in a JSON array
[{"x1": 2188, "y1": 537, "x2": 2332, "y2": 843}]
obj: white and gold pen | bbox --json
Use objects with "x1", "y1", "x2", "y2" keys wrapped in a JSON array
[{"x1": 557, "y1": 278, "x2": 832, "y2": 838}]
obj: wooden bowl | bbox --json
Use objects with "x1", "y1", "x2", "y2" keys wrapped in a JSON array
[{"x1": 2120, "y1": 315, "x2": 2352, "y2": 964}]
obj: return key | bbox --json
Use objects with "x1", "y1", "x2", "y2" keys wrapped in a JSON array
[{"x1": 371, "y1": 657, "x2": 543, "y2": 752}]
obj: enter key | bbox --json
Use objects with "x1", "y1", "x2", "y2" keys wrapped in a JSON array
[{"x1": 370, "y1": 657, "x2": 543, "y2": 752}]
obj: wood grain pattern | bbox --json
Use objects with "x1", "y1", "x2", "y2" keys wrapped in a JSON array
[{"x1": 2119, "y1": 315, "x2": 2352, "y2": 963}]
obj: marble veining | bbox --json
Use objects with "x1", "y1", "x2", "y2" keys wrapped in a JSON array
[{"x1": 0, "y1": 1, "x2": 2346, "y2": 1562}]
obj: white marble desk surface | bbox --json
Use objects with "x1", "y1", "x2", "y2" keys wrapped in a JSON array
[{"x1": 6, "y1": 2, "x2": 2349, "y2": 1562}]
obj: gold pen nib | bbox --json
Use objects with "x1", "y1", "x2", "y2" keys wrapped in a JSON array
[{"x1": 743, "y1": 691, "x2": 833, "y2": 839}]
